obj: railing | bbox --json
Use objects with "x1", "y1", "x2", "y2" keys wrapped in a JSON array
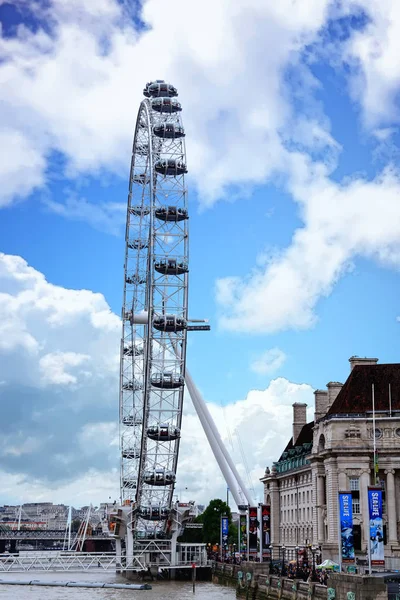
[{"x1": 0, "y1": 552, "x2": 209, "y2": 572}]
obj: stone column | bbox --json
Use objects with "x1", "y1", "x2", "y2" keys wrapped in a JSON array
[
  {"x1": 338, "y1": 470, "x2": 347, "y2": 491},
  {"x1": 316, "y1": 474, "x2": 325, "y2": 545},
  {"x1": 325, "y1": 457, "x2": 338, "y2": 543},
  {"x1": 270, "y1": 477, "x2": 280, "y2": 553},
  {"x1": 360, "y1": 469, "x2": 371, "y2": 549},
  {"x1": 385, "y1": 469, "x2": 397, "y2": 544}
]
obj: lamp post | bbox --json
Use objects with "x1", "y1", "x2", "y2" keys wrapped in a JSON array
[
  {"x1": 233, "y1": 543, "x2": 237, "y2": 564},
  {"x1": 269, "y1": 544, "x2": 273, "y2": 572},
  {"x1": 295, "y1": 545, "x2": 299, "y2": 578},
  {"x1": 311, "y1": 545, "x2": 317, "y2": 581},
  {"x1": 281, "y1": 544, "x2": 286, "y2": 576}
]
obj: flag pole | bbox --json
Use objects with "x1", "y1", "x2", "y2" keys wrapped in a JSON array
[
  {"x1": 389, "y1": 383, "x2": 392, "y2": 418},
  {"x1": 372, "y1": 383, "x2": 377, "y2": 486}
]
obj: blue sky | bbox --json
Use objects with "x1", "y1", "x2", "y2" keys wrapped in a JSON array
[{"x1": 0, "y1": 0, "x2": 400, "y2": 507}]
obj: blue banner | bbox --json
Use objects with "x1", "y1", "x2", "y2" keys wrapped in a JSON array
[
  {"x1": 221, "y1": 516, "x2": 229, "y2": 551},
  {"x1": 368, "y1": 488, "x2": 385, "y2": 566},
  {"x1": 339, "y1": 492, "x2": 355, "y2": 563}
]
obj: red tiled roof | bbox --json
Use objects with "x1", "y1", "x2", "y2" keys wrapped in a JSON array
[{"x1": 327, "y1": 363, "x2": 400, "y2": 415}]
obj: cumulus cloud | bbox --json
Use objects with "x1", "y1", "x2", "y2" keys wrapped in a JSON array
[
  {"x1": 250, "y1": 348, "x2": 287, "y2": 375},
  {"x1": 0, "y1": 0, "x2": 339, "y2": 210},
  {"x1": 216, "y1": 163, "x2": 400, "y2": 333},
  {"x1": 343, "y1": 0, "x2": 400, "y2": 128},
  {"x1": 0, "y1": 252, "x2": 121, "y2": 488},
  {"x1": 179, "y1": 377, "x2": 314, "y2": 505},
  {"x1": 0, "y1": 253, "x2": 314, "y2": 506}
]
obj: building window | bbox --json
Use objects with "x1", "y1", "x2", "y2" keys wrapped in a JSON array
[
  {"x1": 349, "y1": 477, "x2": 359, "y2": 491},
  {"x1": 352, "y1": 498, "x2": 360, "y2": 514}
]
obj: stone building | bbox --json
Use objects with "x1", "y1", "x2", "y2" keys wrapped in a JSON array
[{"x1": 261, "y1": 356, "x2": 400, "y2": 568}]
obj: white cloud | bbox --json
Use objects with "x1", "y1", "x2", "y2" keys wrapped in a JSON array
[
  {"x1": 39, "y1": 351, "x2": 91, "y2": 385},
  {"x1": 250, "y1": 348, "x2": 287, "y2": 375},
  {"x1": 0, "y1": 253, "x2": 314, "y2": 506},
  {"x1": 343, "y1": 0, "x2": 400, "y2": 128},
  {"x1": 179, "y1": 377, "x2": 314, "y2": 505},
  {"x1": 0, "y1": 0, "x2": 337, "y2": 209},
  {"x1": 216, "y1": 162, "x2": 400, "y2": 333}
]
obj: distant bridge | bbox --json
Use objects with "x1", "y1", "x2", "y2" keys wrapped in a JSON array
[{"x1": 0, "y1": 530, "x2": 113, "y2": 541}]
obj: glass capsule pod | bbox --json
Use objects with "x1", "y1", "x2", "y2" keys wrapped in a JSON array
[
  {"x1": 155, "y1": 159, "x2": 187, "y2": 176},
  {"x1": 143, "y1": 80, "x2": 178, "y2": 98},
  {"x1": 128, "y1": 239, "x2": 148, "y2": 250},
  {"x1": 132, "y1": 173, "x2": 150, "y2": 185},
  {"x1": 147, "y1": 423, "x2": 181, "y2": 441},
  {"x1": 122, "y1": 447, "x2": 140, "y2": 459},
  {"x1": 135, "y1": 143, "x2": 148, "y2": 156},
  {"x1": 123, "y1": 344, "x2": 144, "y2": 357},
  {"x1": 154, "y1": 205, "x2": 188, "y2": 222},
  {"x1": 122, "y1": 415, "x2": 142, "y2": 427},
  {"x1": 139, "y1": 506, "x2": 169, "y2": 521},
  {"x1": 122, "y1": 479, "x2": 137, "y2": 489},
  {"x1": 153, "y1": 314, "x2": 186, "y2": 332},
  {"x1": 122, "y1": 379, "x2": 143, "y2": 391},
  {"x1": 130, "y1": 205, "x2": 150, "y2": 216},
  {"x1": 151, "y1": 98, "x2": 182, "y2": 114},
  {"x1": 125, "y1": 274, "x2": 146, "y2": 285},
  {"x1": 154, "y1": 258, "x2": 188, "y2": 275},
  {"x1": 151, "y1": 372, "x2": 184, "y2": 389},
  {"x1": 153, "y1": 123, "x2": 185, "y2": 139},
  {"x1": 143, "y1": 468, "x2": 176, "y2": 486}
]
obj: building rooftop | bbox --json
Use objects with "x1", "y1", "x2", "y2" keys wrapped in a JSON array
[{"x1": 327, "y1": 363, "x2": 400, "y2": 416}]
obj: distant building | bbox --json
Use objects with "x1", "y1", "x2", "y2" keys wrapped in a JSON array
[{"x1": 261, "y1": 356, "x2": 400, "y2": 568}]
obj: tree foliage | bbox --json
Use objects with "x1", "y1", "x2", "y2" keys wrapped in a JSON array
[
  {"x1": 201, "y1": 498, "x2": 232, "y2": 545},
  {"x1": 177, "y1": 498, "x2": 237, "y2": 545}
]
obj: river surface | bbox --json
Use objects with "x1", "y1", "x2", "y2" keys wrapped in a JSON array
[{"x1": 0, "y1": 571, "x2": 235, "y2": 599}]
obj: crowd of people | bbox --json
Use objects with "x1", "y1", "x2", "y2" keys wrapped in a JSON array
[{"x1": 213, "y1": 553, "x2": 330, "y2": 586}]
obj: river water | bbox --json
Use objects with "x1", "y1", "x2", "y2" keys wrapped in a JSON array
[{"x1": 0, "y1": 571, "x2": 235, "y2": 599}]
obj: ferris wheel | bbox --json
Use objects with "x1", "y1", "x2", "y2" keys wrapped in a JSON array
[{"x1": 119, "y1": 80, "x2": 208, "y2": 539}]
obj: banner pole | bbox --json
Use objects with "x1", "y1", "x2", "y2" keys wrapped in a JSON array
[
  {"x1": 246, "y1": 508, "x2": 249, "y2": 562},
  {"x1": 337, "y1": 491, "x2": 342, "y2": 573},
  {"x1": 258, "y1": 504, "x2": 262, "y2": 563},
  {"x1": 367, "y1": 487, "x2": 372, "y2": 575}
]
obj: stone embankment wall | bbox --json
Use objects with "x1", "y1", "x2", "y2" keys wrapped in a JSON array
[
  {"x1": 212, "y1": 563, "x2": 390, "y2": 599},
  {"x1": 212, "y1": 562, "x2": 326, "y2": 600}
]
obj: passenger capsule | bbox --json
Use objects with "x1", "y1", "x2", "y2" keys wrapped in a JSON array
[
  {"x1": 135, "y1": 143, "x2": 148, "y2": 156},
  {"x1": 122, "y1": 415, "x2": 143, "y2": 426},
  {"x1": 128, "y1": 239, "x2": 148, "y2": 250},
  {"x1": 154, "y1": 258, "x2": 188, "y2": 276},
  {"x1": 132, "y1": 173, "x2": 150, "y2": 185},
  {"x1": 143, "y1": 468, "x2": 176, "y2": 486},
  {"x1": 147, "y1": 423, "x2": 181, "y2": 441},
  {"x1": 155, "y1": 159, "x2": 187, "y2": 177},
  {"x1": 122, "y1": 479, "x2": 137, "y2": 489},
  {"x1": 153, "y1": 123, "x2": 185, "y2": 139},
  {"x1": 143, "y1": 81, "x2": 178, "y2": 98},
  {"x1": 125, "y1": 274, "x2": 146, "y2": 285},
  {"x1": 154, "y1": 206, "x2": 188, "y2": 222},
  {"x1": 151, "y1": 98, "x2": 182, "y2": 114},
  {"x1": 122, "y1": 447, "x2": 140, "y2": 459},
  {"x1": 153, "y1": 314, "x2": 186, "y2": 332},
  {"x1": 123, "y1": 344, "x2": 143, "y2": 357},
  {"x1": 130, "y1": 205, "x2": 150, "y2": 216},
  {"x1": 151, "y1": 372, "x2": 184, "y2": 389},
  {"x1": 122, "y1": 379, "x2": 143, "y2": 391},
  {"x1": 139, "y1": 506, "x2": 169, "y2": 521}
]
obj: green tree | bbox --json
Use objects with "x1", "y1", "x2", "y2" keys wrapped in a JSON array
[
  {"x1": 71, "y1": 519, "x2": 81, "y2": 533},
  {"x1": 201, "y1": 498, "x2": 231, "y2": 545}
]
